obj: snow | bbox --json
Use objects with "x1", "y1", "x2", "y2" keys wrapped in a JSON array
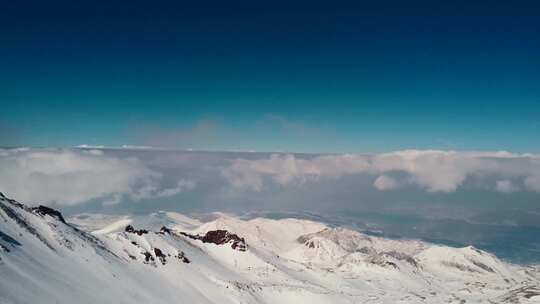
[
  {"x1": 0, "y1": 194, "x2": 539, "y2": 304},
  {"x1": 92, "y1": 217, "x2": 132, "y2": 234}
]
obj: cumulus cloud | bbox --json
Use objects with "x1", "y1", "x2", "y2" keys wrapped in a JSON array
[
  {"x1": 156, "y1": 179, "x2": 196, "y2": 198},
  {"x1": 373, "y1": 175, "x2": 400, "y2": 190},
  {"x1": 0, "y1": 149, "x2": 195, "y2": 205},
  {"x1": 222, "y1": 150, "x2": 540, "y2": 193}
]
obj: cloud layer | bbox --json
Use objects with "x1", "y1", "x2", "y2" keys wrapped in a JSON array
[
  {"x1": 2, "y1": 148, "x2": 540, "y2": 206},
  {"x1": 0, "y1": 149, "x2": 193, "y2": 205},
  {"x1": 222, "y1": 150, "x2": 540, "y2": 193}
]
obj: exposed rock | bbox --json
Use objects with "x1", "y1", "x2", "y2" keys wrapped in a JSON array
[
  {"x1": 159, "y1": 226, "x2": 172, "y2": 234},
  {"x1": 201, "y1": 230, "x2": 247, "y2": 251},
  {"x1": 366, "y1": 254, "x2": 400, "y2": 269},
  {"x1": 0, "y1": 230, "x2": 21, "y2": 247},
  {"x1": 125, "y1": 225, "x2": 148, "y2": 236},
  {"x1": 179, "y1": 230, "x2": 247, "y2": 251},
  {"x1": 0, "y1": 199, "x2": 55, "y2": 251},
  {"x1": 470, "y1": 259, "x2": 495, "y2": 273},
  {"x1": 177, "y1": 251, "x2": 190, "y2": 263},
  {"x1": 0, "y1": 243, "x2": 10, "y2": 252},
  {"x1": 383, "y1": 251, "x2": 418, "y2": 268},
  {"x1": 306, "y1": 241, "x2": 316, "y2": 248},
  {"x1": 154, "y1": 248, "x2": 167, "y2": 265},
  {"x1": 31, "y1": 205, "x2": 66, "y2": 224},
  {"x1": 441, "y1": 261, "x2": 480, "y2": 273},
  {"x1": 142, "y1": 251, "x2": 155, "y2": 264},
  {"x1": 1, "y1": 194, "x2": 118, "y2": 258},
  {"x1": 356, "y1": 246, "x2": 377, "y2": 255},
  {"x1": 497, "y1": 285, "x2": 540, "y2": 302}
]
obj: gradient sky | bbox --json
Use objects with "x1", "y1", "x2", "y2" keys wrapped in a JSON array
[{"x1": 2, "y1": 1, "x2": 540, "y2": 152}]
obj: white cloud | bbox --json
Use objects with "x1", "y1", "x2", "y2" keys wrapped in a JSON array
[
  {"x1": 2, "y1": 148, "x2": 539, "y2": 206},
  {"x1": 0, "y1": 149, "x2": 194, "y2": 205},
  {"x1": 373, "y1": 175, "x2": 400, "y2": 190},
  {"x1": 495, "y1": 180, "x2": 517, "y2": 193},
  {"x1": 156, "y1": 179, "x2": 196, "y2": 198},
  {"x1": 222, "y1": 150, "x2": 540, "y2": 193}
]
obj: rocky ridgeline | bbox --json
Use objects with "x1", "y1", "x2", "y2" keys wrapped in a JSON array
[
  {"x1": 179, "y1": 229, "x2": 247, "y2": 252},
  {"x1": 160, "y1": 225, "x2": 247, "y2": 251},
  {"x1": 123, "y1": 225, "x2": 191, "y2": 266},
  {"x1": 123, "y1": 224, "x2": 247, "y2": 267},
  {"x1": 31, "y1": 205, "x2": 67, "y2": 224},
  {"x1": 1, "y1": 192, "x2": 67, "y2": 225},
  {"x1": 2, "y1": 191, "x2": 540, "y2": 304}
]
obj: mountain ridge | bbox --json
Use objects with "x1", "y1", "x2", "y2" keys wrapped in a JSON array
[{"x1": 1, "y1": 193, "x2": 539, "y2": 303}]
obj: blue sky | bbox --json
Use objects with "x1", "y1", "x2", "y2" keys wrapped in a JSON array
[{"x1": 1, "y1": 1, "x2": 540, "y2": 152}]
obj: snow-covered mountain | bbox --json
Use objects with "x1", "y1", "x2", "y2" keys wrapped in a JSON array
[{"x1": 1, "y1": 193, "x2": 539, "y2": 303}]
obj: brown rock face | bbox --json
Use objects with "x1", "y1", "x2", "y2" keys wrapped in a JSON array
[
  {"x1": 179, "y1": 230, "x2": 247, "y2": 251},
  {"x1": 201, "y1": 230, "x2": 247, "y2": 251}
]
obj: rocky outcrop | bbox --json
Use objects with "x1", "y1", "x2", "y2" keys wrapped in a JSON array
[
  {"x1": 159, "y1": 226, "x2": 172, "y2": 234},
  {"x1": 201, "y1": 230, "x2": 247, "y2": 251},
  {"x1": 31, "y1": 205, "x2": 66, "y2": 224},
  {"x1": 366, "y1": 254, "x2": 399, "y2": 269},
  {"x1": 0, "y1": 196, "x2": 55, "y2": 251},
  {"x1": 497, "y1": 285, "x2": 540, "y2": 303},
  {"x1": 441, "y1": 261, "x2": 481, "y2": 273},
  {"x1": 0, "y1": 193, "x2": 117, "y2": 258},
  {"x1": 125, "y1": 225, "x2": 148, "y2": 236},
  {"x1": 0, "y1": 243, "x2": 10, "y2": 252},
  {"x1": 470, "y1": 259, "x2": 495, "y2": 273},
  {"x1": 179, "y1": 230, "x2": 247, "y2": 251},
  {"x1": 383, "y1": 251, "x2": 418, "y2": 268},
  {"x1": 177, "y1": 251, "x2": 190, "y2": 263},
  {"x1": 143, "y1": 251, "x2": 155, "y2": 264},
  {"x1": 154, "y1": 248, "x2": 167, "y2": 265}
]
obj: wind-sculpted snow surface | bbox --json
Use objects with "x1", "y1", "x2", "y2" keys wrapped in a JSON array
[{"x1": 0, "y1": 193, "x2": 539, "y2": 303}]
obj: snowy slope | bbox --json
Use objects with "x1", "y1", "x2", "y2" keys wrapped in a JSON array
[{"x1": 1, "y1": 193, "x2": 539, "y2": 304}]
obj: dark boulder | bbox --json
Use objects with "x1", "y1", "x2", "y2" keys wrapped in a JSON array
[
  {"x1": 31, "y1": 205, "x2": 66, "y2": 224},
  {"x1": 125, "y1": 225, "x2": 148, "y2": 236},
  {"x1": 177, "y1": 251, "x2": 190, "y2": 263},
  {"x1": 159, "y1": 226, "x2": 172, "y2": 234},
  {"x1": 0, "y1": 243, "x2": 10, "y2": 252},
  {"x1": 178, "y1": 231, "x2": 199, "y2": 240},
  {"x1": 154, "y1": 248, "x2": 167, "y2": 265},
  {"x1": 142, "y1": 251, "x2": 154, "y2": 263}
]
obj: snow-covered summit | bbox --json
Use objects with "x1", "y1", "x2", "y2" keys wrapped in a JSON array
[{"x1": 0, "y1": 193, "x2": 539, "y2": 303}]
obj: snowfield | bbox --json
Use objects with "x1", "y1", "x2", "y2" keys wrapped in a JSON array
[{"x1": 0, "y1": 193, "x2": 539, "y2": 303}]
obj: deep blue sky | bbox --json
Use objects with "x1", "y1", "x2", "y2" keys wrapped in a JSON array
[{"x1": 2, "y1": 1, "x2": 540, "y2": 152}]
